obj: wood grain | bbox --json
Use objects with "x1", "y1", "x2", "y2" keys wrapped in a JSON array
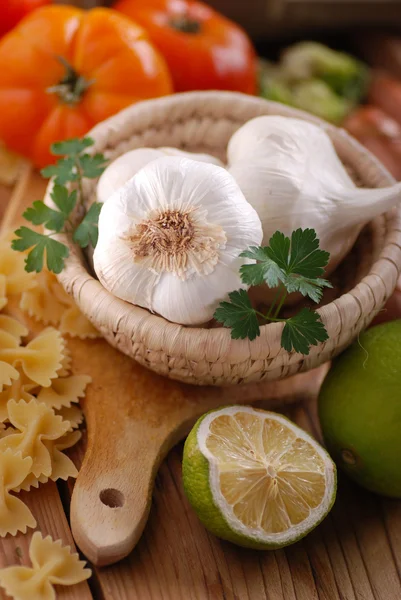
[
  {"x1": 1, "y1": 170, "x2": 401, "y2": 599},
  {"x1": 0, "y1": 175, "x2": 93, "y2": 599}
]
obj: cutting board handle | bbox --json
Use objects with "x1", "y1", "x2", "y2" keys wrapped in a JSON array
[{"x1": 71, "y1": 418, "x2": 192, "y2": 567}]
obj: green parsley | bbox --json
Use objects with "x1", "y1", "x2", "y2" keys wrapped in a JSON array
[
  {"x1": 214, "y1": 228, "x2": 332, "y2": 355},
  {"x1": 12, "y1": 137, "x2": 107, "y2": 274}
]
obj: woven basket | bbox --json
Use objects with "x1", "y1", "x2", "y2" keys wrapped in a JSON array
[{"x1": 46, "y1": 91, "x2": 401, "y2": 386}]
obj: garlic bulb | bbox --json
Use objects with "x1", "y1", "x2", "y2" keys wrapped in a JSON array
[
  {"x1": 97, "y1": 147, "x2": 223, "y2": 204},
  {"x1": 228, "y1": 115, "x2": 401, "y2": 273},
  {"x1": 94, "y1": 156, "x2": 262, "y2": 325}
]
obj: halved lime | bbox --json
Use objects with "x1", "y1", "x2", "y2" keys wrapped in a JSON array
[{"x1": 183, "y1": 406, "x2": 336, "y2": 549}]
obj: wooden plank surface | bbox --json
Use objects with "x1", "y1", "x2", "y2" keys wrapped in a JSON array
[
  {"x1": 0, "y1": 175, "x2": 94, "y2": 600},
  {"x1": 1, "y1": 172, "x2": 401, "y2": 600}
]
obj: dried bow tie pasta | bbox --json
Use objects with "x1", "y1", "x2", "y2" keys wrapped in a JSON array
[
  {"x1": 57, "y1": 346, "x2": 72, "y2": 377},
  {"x1": 20, "y1": 268, "x2": 99, "y2": 339},
  {"x1": 0, "y1": 237, "x2": 36, "y2": 306},
  {"x1": 0, "y1": 328, "x2": 64, "y2": 387},
  {"x1": 56, "y1": 405, "x2": 84, "y2": 430},
  {"x1": 0, "y1": 367, "x2": 38, "y2": 422},
  {"x1": 0, "y1": 399, "x2": 71, "y2": 478},
  {"x1": 13, "y1": 429, "x2": 82, "y2": 493},
  {"x1": 0, "y1": 450, "x2": 36, "y2": 537},
  {"x1": 20, "y1": 270, "x2": 67, "y2": 326},
  {"x1": 36, "y1": 375, "x2": 92, "y2": 411},
  {"x1": 0, "y1": 532, "x2": 91, "y2": 599},
  {"x1": 0, "y1": 362, "x2": 19, "y2": 393},
  {"x1": 0, "y1": 275, "x2": 6, "y2": 311},
  {"x1": 0, "y1": 316, "x2": 28, "y2": 342},
  {"x1": 45, "y1": 430, "x2": 82, "y2": 483},
  {"x1": 94, "y1": 156, "x2": 263, "y2": 325}
]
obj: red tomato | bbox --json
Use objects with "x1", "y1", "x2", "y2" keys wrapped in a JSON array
[
  {"x1": 113, "y1": 0, "x2": 257, "y2": 94},
  {"x1": 0, "y1": 0, "x2": 51, "y2": 36}
]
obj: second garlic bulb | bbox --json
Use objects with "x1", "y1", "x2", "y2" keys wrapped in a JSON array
[{"x1": 97, "y1": 147, "x2": 223, "y2": 204}]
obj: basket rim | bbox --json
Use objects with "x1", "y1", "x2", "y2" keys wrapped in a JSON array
[{"x1": 47, "y1": 91, "x2": 401, "y2": 364}]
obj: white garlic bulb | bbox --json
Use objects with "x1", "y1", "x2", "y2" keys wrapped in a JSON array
[
  {"x1": 97, "y1": 147, "x2": 223, "y2": 204},
  {"x1": 228, "y1": 115, "x2": 401, "y2": 273},
  {"x1": 94, "y1": 156, "x2": 263, "y2": 325}
]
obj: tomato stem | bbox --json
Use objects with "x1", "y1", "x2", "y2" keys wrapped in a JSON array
[
  {"x1": 169, "y1": 14, "x2": 201, "y2": 34},
  {"x1": 46, "y1": 56, "x2": 94, "y2": 105}
]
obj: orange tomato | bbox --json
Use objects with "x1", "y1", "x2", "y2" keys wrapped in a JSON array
[
  {"x1": 0, "y1": 6, "x2": 173, "y2": 168},
  {"x1": 113, "y1": 0, "x2": 257, "y2": 94}
]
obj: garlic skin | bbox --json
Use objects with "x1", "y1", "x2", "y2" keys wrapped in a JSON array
[
  {"x1": 228, "y1": 115, "x2": 401, "y2": 273},
  {"x1": 97, "y1": 147, "x2": 223, "y2": 204},
  {"x1": 94, "y1": 156, "x2": 262, "y2": 325}
]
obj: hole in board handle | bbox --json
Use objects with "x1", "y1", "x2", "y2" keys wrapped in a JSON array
[{"x1": 99, "y1": 488, "x2": 125, "y2": 508}]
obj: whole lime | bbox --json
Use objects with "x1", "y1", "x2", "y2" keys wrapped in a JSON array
[{"x1": 318, "y1": 320, "x2": 401, "y2": 497}]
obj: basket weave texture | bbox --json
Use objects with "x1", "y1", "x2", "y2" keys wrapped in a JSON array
[{"x1": 46, "y1": 91, "x2": 401, "y2": 386}]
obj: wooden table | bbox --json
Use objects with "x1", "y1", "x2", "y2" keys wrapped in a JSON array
[{"x1": 0, "y1": 173, "x2": 401, "y2": 600}]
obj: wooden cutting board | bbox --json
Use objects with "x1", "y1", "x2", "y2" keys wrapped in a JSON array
[{"x1": 1, "y1": 168, "x2": 401, "y2": 600}]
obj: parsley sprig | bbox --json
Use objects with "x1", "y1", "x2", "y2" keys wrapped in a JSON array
[
  {"x1": 12, "y1": 137, "x2": 107, "y2": 274},
  {"x1": 214, "y1": 228, "x2": 332, "y2": 355}
]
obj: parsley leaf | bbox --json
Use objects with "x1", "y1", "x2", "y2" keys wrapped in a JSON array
[
  {"x1": 214, "y1": 289, "x2": 260, "y2": 341},
  {"x1": 50, "y1": 185, "x2": 77, "y2": 216},
  {"x1": 281, "y1": 308, "x2": 329, "y2": 355},
  {"x1": 13, "y1": 135, "x2": 107, "y2": 274},
  {"x1": 264, "y1": 231, "x2": 291, "y2": 272},
  {"x1": 22, "y1": 186, "x2": 77, "y2": 233},
  {"x1": 41, "y1": 157, "x2": 78, "y2": 186},
  {"x1": 51, "y1": 137, "x2": 94, "y2": 157},
  {"x1": 215, "y1": 228, "x2": 331, "y2": 354},
  {"x1": 73, "y1": 202, "x2": 102, "y2": 248},
  {"x1": 23, "y1": 201, "x2": 65, "y2": 232},
  {"x1": 240, "y1": 228, "x2": 332, "y2": 302},
  {"x1": 241, "y1": 246, "x2": 285, "y2": 288},
  {"x1": 79, "y1": 153, "x2": 108, "y2": 179},
  {"x1": 12, "y1": 227, "x2": 69, "y2": 274},
  {"x1": 287, "y1": 228, "x2": 330, "y2": 279},
  {"x1": 285, "y1": 277, "x2": 332, "y2": 303}
]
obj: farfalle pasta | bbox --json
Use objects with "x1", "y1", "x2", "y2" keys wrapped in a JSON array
[
  {"x1": 0, "y1": 399, "x2": 71, "y2": 478},
  {"x1": 20, "y1": 267, "x2": 99, "y2": 339},
  {"x1": 57, "y1": 405, "x2": 84, "y2": 429},
  {"x1": 46, "y1": 430, "x2": 82, "y2": 483},
  {"x1": 57, "y1": 345, "x2": 72, "y2": 377},
  {"x1": 0, "y1": 237, "x2": 36, "y2": 307},
  {"x1": 0, "y1": 532, "x2": 91, "y2": 600},
  {"x1": 0, "y1": 362, "x2": 19, "y2": 393},
  {"x1": 37, "y1": 374, "x2": 91, "y2": 410},
  {"x1": 14, "y1": 429, "x2": 82, "y2": 493},
  {"x1": 0, "y1": 370, "x2": 89, "y2": 424},
  {"x1": 0, "y1": 366, "x2": 38, "y2": 422},
  {"x1": 0, "y1": 450, "x2": 36, "y2": 537},
  {"x1": 0, "y1": 275, "x2": 7, "y2": 311},
  {"x1": 0, "y1": 327, "x2": 64, "y2": 387},
  {"x1": 0, "y1": 316, "x2": 29, "y2": 392},
  {"x1": 0, "y1": 233, "x2": 91, "y2": 545},
  {"x1": 20, "y1": 270, "x2": 67, "y2": 326}
]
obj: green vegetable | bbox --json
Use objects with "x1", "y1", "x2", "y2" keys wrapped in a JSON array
[
  {"x1": 292, "y1": 80, "x2": 350, "y2": 124},
  {"x1": 281, "y1": 42, "x2": 370, "y2": 102},
  {"x1": 214, "y1": 228, "x2": 331, "y2": 355},
  {"x1": 12, "y1": 137, "x2": 107, "y2": 274},
  {"x1": 259, "y1": 42, "x2": 369, "y2": 123}
]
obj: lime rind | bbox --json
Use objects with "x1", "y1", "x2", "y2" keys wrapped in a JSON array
[{"x1": 183, "y1": 406, "x2": 337, "y2": 550}]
